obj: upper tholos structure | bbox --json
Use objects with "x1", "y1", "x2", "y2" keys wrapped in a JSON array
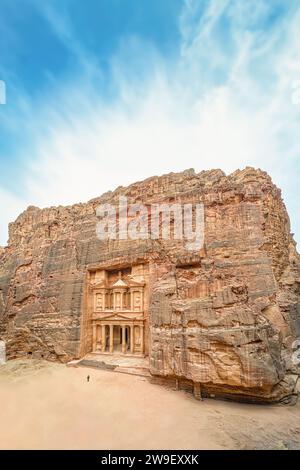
[{"x1": 0, "y1": 167, "x2": 299, "y2": 403}]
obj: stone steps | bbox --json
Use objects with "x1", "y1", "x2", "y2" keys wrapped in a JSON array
[{"x1": 67, "y1": 356, "x2": 150, "y2": 377}]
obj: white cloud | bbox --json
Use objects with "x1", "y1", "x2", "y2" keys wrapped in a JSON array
[
  {"x1": 22, "y1": 79, "x2": 270, "y2": 206},
  {"x1": 0, "y1": 188, "x2": 27, "y2": 246},
  {"x1": 1, "y1": 0, "x2": 300, "y2": 246}
]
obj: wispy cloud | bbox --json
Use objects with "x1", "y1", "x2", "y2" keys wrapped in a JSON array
[
  {"x1": 0, "y1": 188, "x2": 25, "y2": 245},
  {"x1": 0, "y1": 0, "x2": 300, "y2": 245}
]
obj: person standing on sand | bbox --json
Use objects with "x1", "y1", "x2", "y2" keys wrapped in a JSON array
[{"x1": 87, "y1": 375, "x2": 90, "y2": 382}]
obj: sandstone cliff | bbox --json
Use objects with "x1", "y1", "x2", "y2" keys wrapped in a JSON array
[{"x1": 0, "y1": 167, "x2": 299, "y2": 402}]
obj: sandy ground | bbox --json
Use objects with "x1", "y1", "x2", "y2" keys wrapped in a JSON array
[{"x1": 0, "y1": 359, "x2": 299, "y2": 450}]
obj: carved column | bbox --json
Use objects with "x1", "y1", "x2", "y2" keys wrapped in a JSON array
[
  {"x1": 140, "y1": 325, "x2": 144, "y2": 355},
  {"x1": 130, "y1": 289, "x2": 133, "y2": 311},
  {"x1": 140, "y1": 290, "x2": 144, "y2": 311},
  {"x1": 96, "y1": 325, "x2": 100, "y2": 350},
  {"x1": 127, "y1": 291, "x2": 131, "y2": 310},
  {"x1": 101, "y1": 325, "x2": 106, "y2": 352},
  {"x1": 193, "y1": 382, "x2": 203, "y2": 401},
  {"x1": 122, "y1": 326, "x2": 126, "y2": 354},
  {"x1": 109, "y1": 324, "x2": 114, "y2": 353},
  {"x1": 130, "y1": 325, "x2": 134, "y2": 354},
  {"x1": 92, "y1": 323, "x2": 97, "y2": 352}
]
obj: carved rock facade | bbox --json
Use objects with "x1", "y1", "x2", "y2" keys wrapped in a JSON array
[{"x1": 0, "y1": 167, "x2": 299, "y2": 402}]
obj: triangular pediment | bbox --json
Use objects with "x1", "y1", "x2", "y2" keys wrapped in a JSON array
[
  {"x1": 100, "y1": 312, "x2": 136, "y2": 321},
  {"x1": 112, "y1": 278, "x2": 128, "y2": 288}
]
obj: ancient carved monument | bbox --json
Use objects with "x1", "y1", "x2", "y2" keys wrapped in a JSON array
[
  {"x1": 0, "y1": 168, "x2": 299, "y2": 402},
  {"x1": 87, "y1": 266, "x2": 148, "y2": 355}
]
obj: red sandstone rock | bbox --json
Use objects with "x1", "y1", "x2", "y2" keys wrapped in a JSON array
[{"x1": 0, "y1": 167, "x2": 299, "y2": 402}]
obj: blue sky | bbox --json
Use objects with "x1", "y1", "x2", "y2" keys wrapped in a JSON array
[{"x1": 0, "y1": 0, "x2": 300, "y2": 246}]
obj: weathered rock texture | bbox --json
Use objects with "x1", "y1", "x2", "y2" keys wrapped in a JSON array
[
  {"x1": 0, "y1": 167, "x2": 299, "y2": 402},
  {"x1": 0, "y1": 340, "x2": 6, "y2": 365}
]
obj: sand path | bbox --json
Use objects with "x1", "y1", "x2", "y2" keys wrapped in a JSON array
[{"x1": 0, "y1": 360, "x2": 299, "y2": 450}]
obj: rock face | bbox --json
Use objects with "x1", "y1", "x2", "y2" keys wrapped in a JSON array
[
  {"x1": 0, "y1": 340, "x2": 6, "y2": 365},
  {"x1": 0, "y1": 167, "x2": 299, "y2": 402}
]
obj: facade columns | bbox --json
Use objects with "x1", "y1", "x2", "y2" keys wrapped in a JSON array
[
  {"x1": 140, "y1": 291, "x2": 143, "y2": 311},
  {"x1": 96, "y1": 325, "x2": 101, "y2": 350},
  {"x1": 93, "y1": 322, "x2": 145, "y2": 356},
  {"x1": 130, "y1": 289, "x2": 133, "y2": 311},
  {"x1": 140, "y1": 325, "x2": 144, "y2": 354},
  {"x1": 101, "y1": 325, "x2": 106, "y2": 352},
  {"x1": 130, "y1": 325, "x2": 134, "y2": 354},
  {"x1": 109, "y1": 325, "x2": 114, "y2": 353},
  {"x1": 92, "y1": 324, "x2": 97, "y2": 352},
  {"x1": 122, "y1": 326, "x2": 126, "y2": 354}
]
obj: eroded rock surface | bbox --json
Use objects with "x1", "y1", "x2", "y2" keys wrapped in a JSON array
[{"x1": 0, "y1": 167, "x2": 299, "y2": 402}]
